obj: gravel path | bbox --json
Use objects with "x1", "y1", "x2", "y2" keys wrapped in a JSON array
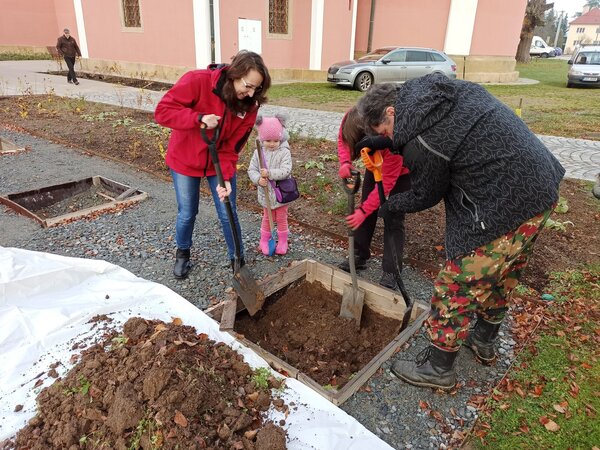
[{"x1": 1, "y1": 129, "x2": 519, "y2": 449}]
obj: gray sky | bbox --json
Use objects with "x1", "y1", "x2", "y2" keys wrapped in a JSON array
[{"x1": 551, "y1": 0, "x2": 586, "y2": 20}]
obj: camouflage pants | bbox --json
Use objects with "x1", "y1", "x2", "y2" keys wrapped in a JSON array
[{"x1": 426, "y1": 208, "x2": 553, "y2": 351}]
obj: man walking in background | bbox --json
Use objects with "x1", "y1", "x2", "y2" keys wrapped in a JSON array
[{"x1": 56, "y1": 28, "x2": 81, "y2": 85}]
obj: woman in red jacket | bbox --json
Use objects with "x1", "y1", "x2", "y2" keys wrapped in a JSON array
[
  {"x1": 337, "y1": 106, "x2": 410, "y2": 289},
  {"x1": 155, "y1": 51, "x2": 271, "y2": 279}
]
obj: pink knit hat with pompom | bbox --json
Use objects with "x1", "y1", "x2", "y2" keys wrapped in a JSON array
[{"x1": 257, "y1": 116, "x2": 284, "y2": 142}]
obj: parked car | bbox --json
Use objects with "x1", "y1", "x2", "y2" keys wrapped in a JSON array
[
  {"x1": 567, "y1": 45, "x2": 600, "y2": 88},
  {"x1": 530, "y1": 36, "x2": 556, "y2": 58},
  {"x1": 327, "y1": 46, "x2": 457, "y2": 92}
]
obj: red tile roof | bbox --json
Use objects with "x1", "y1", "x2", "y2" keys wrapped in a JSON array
[{"x1": 570, "y1": 7, "x2": 600, "y2": 25}]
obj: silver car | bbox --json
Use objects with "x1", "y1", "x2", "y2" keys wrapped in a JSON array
[
  {"x1": 327, "y1": 46, "x2": 457, "y2": 92},
  {"x1": 567, "y1": 45, "x2": 600, "y2": 88}
]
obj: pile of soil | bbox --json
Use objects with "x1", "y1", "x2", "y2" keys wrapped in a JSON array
[
  {"x1": 6, "y1": 317, "x2": 287, "y2": 450},
  {"x1": 236, "y1": 280, "x2": 402, "y2": 388},
  {"x1": 1, "y1": 95, "x2": 598, "y2": 291}
]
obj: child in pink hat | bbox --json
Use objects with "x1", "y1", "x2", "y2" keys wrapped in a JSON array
[{"x1": 247, "y1": 114, "x2": 293, "y2": 255}]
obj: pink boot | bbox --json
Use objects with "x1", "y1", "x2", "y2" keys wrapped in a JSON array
[
  {"x1": 260, "y1": 229, "x2": 272, "y2": 255},
  {"x1": 275, "y1": 230, "x2": 289, "y2": 255}
]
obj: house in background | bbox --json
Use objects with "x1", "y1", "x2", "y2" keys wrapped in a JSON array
[
  {"x1": 0, "y1": 0, "x2": 525, "y2": 83},
  {"x1": 565, "y1": 7, "x2": 600, "y2": 54}
]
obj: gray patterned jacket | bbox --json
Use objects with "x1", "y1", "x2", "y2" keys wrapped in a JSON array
[
  {"x1": 386, "y1": 73, "x2": 565, "y2": 259},
  {"x1": 247, "y1": 140, "x2": 293, "y2": 209}
]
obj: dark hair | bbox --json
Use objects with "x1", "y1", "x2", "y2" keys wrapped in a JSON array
[
  {"x1": 357, "y1": 83, "x2": 397, "y2": 128},
  {"x1": 341, "y1": 106, "x2": 366, "y2": 161},
  {"x1": 222, "y1": 50, "x2": 271, "y2": 114}
]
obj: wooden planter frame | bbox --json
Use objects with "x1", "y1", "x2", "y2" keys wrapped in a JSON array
[
  {"x1": 0, "y1": 175, "x2": 147, "y2": 227},
  {"x1": 206, "y1": 259, "x2": 429, "y2": 405},
  {"x1": 0, "y1": 136, "x2": 26, "y2": 155}
]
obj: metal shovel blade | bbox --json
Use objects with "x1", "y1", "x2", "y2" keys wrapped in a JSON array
[
  {"x1": 232, "y1": 264, "x2": 265, "y2": 317},
  {"x1": 340, "y1": 284, "x2": 366, "y2": 326},
  {"x1": 339, "y1": 236, "x2": 366, "y2": 326}
]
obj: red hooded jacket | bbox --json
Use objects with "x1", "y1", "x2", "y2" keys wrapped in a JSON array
[
  {"x1": 337, "y1": 113, "x2": 410, "y2": 216},
  {"x1": 155, "y1": 65, "x2": 258, "y2": 180}
]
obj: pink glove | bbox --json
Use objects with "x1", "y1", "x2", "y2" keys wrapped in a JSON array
[
  {"x1": 346, "y1": 208, "x2": 367, "y2": 230},
  {"x1": 338, "y1": 162, "x2": 354, "y2": 179}
]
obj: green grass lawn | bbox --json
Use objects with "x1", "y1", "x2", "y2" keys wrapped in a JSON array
[
  {"x1": 473, "y1": 265, "x2": 600, "y2": 449},
  {"x1": 268, "y1": 59, "x2": 600, "y2": 140}
]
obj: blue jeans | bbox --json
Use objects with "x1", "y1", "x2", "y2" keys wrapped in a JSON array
[{"x1": 170, "y1": 169, "x2": 244, "y2": 260}]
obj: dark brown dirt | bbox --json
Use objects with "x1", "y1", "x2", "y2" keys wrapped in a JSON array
[
  {"x1": 235, "y1": 280, "x2": 402, "y2": 388},
  {"x1": 0, "y1": 94, "x2": 598, "y2": 291},
  {"x1": 6, "y1": 317, "x2": 287, "y2": 450}
]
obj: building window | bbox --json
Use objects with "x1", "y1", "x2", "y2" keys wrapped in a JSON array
[
  {"x1": 269, "y1": 0, "x2": 288, "y2": 34},
  {"x1": 576, "y1": 27, "x2": 585, "y2": 33},
  {"x1": 122, "y1": 0, "x2": 141, "y2": 28}
]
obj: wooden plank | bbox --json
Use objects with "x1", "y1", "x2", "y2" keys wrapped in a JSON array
[
  {"x1": 260, "y1": 260, "x2": 308, "y2": 298},
  {"x1": 334, "y1": 306, "x2": 429, "y2": 404},
  {"x1": 236, "y1": 336, "x2": 300, "y2": 379},
  {"x1": 297, "y1": 372, "x2": 336, "y2": 403},
  {"x1": 219, "y1": 297, "x2": 237, "y2": 331},
  {"x1": 43, "y1": 194, "x2": 147, "y2": 227}
]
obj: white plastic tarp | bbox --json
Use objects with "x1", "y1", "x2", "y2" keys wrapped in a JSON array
[{"x1": 0, "y1": 247, "x2": 393, "y2": 449}]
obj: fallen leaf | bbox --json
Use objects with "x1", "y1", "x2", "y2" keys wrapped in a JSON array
[
  {"x1": 544, "y1": 419, "x2": 560, "y2": 432},
  {"x1": 172, "y1": 317, "x2": 183, "y2": 326},
  {"x1": 174, "y1": 410, "x2": 188, "y2": 428},
  {"x1": 244, "y1": 429, "x2": 258, "y2": 440},
  {"x1": 516, "y1": 387, "x2": 526, "y2": 398},
  {"x1": 499, "y1": 403, "x2": 511, "y2": 410},
  {"x1": 553, "y1": 404, "x2": 566, "y2": 414},
  {"x1": 519, "y1": 425, "x2": 530, "y2": 433},
  {"x1": 419, "y1": 400, "x2": 429, "y2": 410}
]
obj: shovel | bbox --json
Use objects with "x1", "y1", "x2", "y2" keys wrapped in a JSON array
[
  {"x1": 256, "y1": 139, "x2": 277, "y2": 256},
  {"x1": 339, "y1": 170, "x2": 366, "y2": 327},
  {"x1": 361, "y1": 148, "x2": 414, "y2": 331},
  {"x1": 201, "y1": 124, "x2": 265, "y2": 316}
]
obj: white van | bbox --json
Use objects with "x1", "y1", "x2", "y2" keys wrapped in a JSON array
[
  {"x1": 567, "y1": 45, "x2": 600, "y2": 88},
  {"x1": 530, "y1": 36, "x2": 556, "y2": 58}
]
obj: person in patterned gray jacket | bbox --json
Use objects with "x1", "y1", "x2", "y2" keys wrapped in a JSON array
[{"x1": 356, "y1": 73, "x2": 565, "y2": 391}]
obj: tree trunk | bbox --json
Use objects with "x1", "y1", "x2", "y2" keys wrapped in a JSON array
[{"x1": 515, "y1": 0, "x2": 554, "y2": 63}]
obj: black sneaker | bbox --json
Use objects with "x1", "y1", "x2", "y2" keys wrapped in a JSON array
[
  {"x1": 68, "y1": 80, "x2": 73, "y2": 84},
  {"x1": 379, "y1": 271, "x2": 398, "y2": 290},
  {"x1": 74, "y1": 81, "x2": 80, "y2": 85},
  {"x1": 338, "y1": 256, "x2": 367, "y2": 272}
]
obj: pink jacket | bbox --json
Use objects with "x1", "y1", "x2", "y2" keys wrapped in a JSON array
[{"x1": 337, "y1": 116, "x2": 409, "y2": 216}]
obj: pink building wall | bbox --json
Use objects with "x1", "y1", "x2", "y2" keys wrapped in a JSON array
[
  {"x1": 355, "y1": 0, "x2": 451, "y2": 52},
  {"x1": 470, "y1": 0, "x2": 527, "y2": 56},
  {"x1": 80, "y1": 0, "x2": 196, "y2": 67},
  {"x1": 0, "y1": 0, "x2": 58, "y2": 47},
  {"x1": 321, "y1": 1, "x2": 355, "y2": 67},
  {"x1": 218, "y1": 1, "x2": 312, "y2": 69},
  {"x1": 53, "y1": 0, "x2": 79, "y2": 41}
]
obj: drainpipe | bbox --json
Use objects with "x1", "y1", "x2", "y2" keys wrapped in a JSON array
[
  {"x1": 367, "y1": 0, "x2": 376, "y2": 52},
  {"x1": 209, "y1": 0, "x2": 215, "y2": 63}
]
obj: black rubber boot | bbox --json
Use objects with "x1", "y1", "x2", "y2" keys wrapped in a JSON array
[
  {"x1": 464, "y1": 319, "x2": 502, "y2": 365},
  {"x1": 391, "y1": 345, "x2": 458, "y2": 391},
  {"x1": 173, "y1": 248, "x2": 191, "y2": 279},
  {"x1": 338, "y1": 256, "x2": 367, "y2": 272},
  {"x1": 379, "y1": 271, "x2": 398, "y2": 290},
  {"x1": 230, "y1": 257, "x2": 246, "y2": 272}
]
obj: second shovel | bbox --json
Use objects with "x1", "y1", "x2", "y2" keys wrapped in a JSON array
[{"x1": 339, "y1": 170, "x2": 366, "y2": 327}]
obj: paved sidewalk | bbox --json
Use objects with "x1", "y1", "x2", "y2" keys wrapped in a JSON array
[{"x1": 2, "y1": 60, "x2": 599, "y2": 181}]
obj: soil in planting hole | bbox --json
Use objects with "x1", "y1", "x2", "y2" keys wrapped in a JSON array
[
  {"x1": 33, "y1": 185, "x2": 119, "y2": 219},
  {"x1": 235, "y1": 280, "x2": 403, "y2": 389},
  {"x1": 7, "y1": 317, "x2": 287, "y2": 450}
]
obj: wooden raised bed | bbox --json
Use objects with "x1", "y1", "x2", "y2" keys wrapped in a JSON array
[
  {"x1": 206, "y1": 259, "x2": 429, "y2": 405},
  {"x1": 0, "y1": 136, "x2": 26, "y2": 154},
  {"x1": 0, "y1": 175, "x2": 147, "y2": 227}
]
